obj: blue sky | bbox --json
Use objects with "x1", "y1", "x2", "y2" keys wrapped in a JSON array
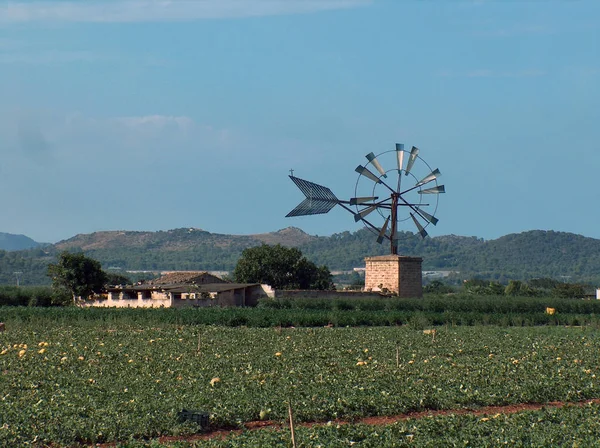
[{"x1": 0, "y1": 0, "x2": 598, "y2": 243}]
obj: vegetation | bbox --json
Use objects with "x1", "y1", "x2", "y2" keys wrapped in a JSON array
[
  {"x1": 3, "y1": 293, "x2": 600, "y2": 327},
  {"x1": 233, "y1": 244, "x2": 334, "y2": 290},
  {"x1": 460, "y1": 278, "x2": 591, "y2": 298},
  {"x1": 0, "y1": 286, "x2": 70, "y2": 307},
  {"x1": 0, "y1": 247, "x2": 55, "y2": 285},
  {"x1": 120, "y1": 405, "x2": 600, "y2": 447},
  {"x1": 1, "y1": 227, "x2": 600, "y2": 286},
  {"x1": 47, "y1": 251, "x2": 108, "y2": 302},
  {"x1": 3, "y1": 317, "x2": 600, "y2": 446}
]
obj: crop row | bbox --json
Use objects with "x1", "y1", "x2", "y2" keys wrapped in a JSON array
[
  {"x1": 2, "y1": 321, "x2": 600, "y2": 445},
  {"x1": 3, "y1": 296, "x2": 600, "y2": 329},
  {"x1": 120, "y1": 403, "x2": 600, "y2": 447}
]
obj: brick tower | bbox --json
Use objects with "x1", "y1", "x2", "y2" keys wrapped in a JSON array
[{"x1": 364, "y1": 255, "x2": 422, "y2": 298}]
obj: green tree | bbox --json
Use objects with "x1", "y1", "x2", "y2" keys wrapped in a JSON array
[
  {"x1": 47, "y1": 252, "x2": 108, "y2": 303},
  {"x1": 529, "y1": 278, "x2": 560, "y2": 290},
  {"x1": 233, "y1": 244, "x2": 334, "y2": 290},
  {"x1": 105, "y1": 272, "x2": 131, "y2": 286},
  {"x1": 553, "y1": 283, "x2": 586, "y2": 298},
  {"x1": 424, "y1": 280, "x2": 454, "y2": 294}
]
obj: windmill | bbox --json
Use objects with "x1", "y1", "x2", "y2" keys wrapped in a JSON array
[{"x1": 286, "y1": 143, "x2": 445, "y2": 254}]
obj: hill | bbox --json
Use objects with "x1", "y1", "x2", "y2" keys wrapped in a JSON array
[
  {"x1": 52, "y1": 227, "x2": 317, "y2": 273},
  {"x1": 0, "y1": 232, "x2": 42, "y2": 251},
  {"x1": 0, "y1": 227, "x2": 599, "y2": 286}
]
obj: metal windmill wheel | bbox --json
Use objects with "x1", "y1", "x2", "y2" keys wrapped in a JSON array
[
  {"x1": 354, "y1": 144, "x2": 445, "y2": 253},
  {"x1": 286, "y1": 143, "x2": 445, "y2": 254}
]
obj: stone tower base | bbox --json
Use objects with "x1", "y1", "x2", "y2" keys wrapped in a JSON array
[{"x1": 364, "y1": 255, "x2": 423, "y2": 298}]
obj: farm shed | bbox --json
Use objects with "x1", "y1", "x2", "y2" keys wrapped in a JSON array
[{"x1": 83, "y1": 271, "x2": 273, "y2": 308}]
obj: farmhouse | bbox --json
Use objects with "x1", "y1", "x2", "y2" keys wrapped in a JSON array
[{"x1": 84, "y1": 271, "x2": 274, "y2": 308}]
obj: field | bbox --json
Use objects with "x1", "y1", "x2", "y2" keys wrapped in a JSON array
[{"x1": 3, "y1": 303, "x2": 600, "y2": 446}]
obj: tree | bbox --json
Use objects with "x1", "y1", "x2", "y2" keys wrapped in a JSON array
[
  {"x1": 105, "y1": 272, "x2": 131, "y2": 286},
  {"x1": 423, "y1": 280, "x2": 454, "y2": 295},
  {"x1": 233, "y1": 244, "x2": 334, "y2": 290},
  {"x1": 47, "y1": 252, "x2": 108, "y2": 303},
  {"x1": 553, "y1": 282, "x2": 586, "y2": 299}
]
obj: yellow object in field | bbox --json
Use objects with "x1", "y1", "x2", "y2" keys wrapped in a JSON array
[{"x1": 546, "y1": 307, "x2": 556, "y2": 315}]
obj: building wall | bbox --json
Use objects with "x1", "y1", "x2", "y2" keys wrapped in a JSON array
[
  {"x1": 364, "y1": 255, "x2": 423, "y2": 298},
  {"x1": 365, "y1": 255, "x2": 400, "y2": 293},
  {"x1": 89, "y1": 284, "x2": 272, "y2": 308},
  {"x1": 84, "y1": 293, "x2": 172, "y2": 308},
  {"x1": 170, "y1": 297, "x2": 213, "y2": 308}
]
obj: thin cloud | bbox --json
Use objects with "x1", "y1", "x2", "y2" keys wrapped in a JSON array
[
  {"x1": 114, "y1": 115, "x2": 193, "y2": 129},
  {"x1": 473, "y1": 24, "x2": 552, "y2": 38},
  {"x1": 0, "y1": 38, "x2": 21, "y2": 49},
  {"x1": 438, "y1": 69, "x2": 546, "y2": 78},
  {"x1": 2, "y1": 0, "x2": 372, "y2": 23},
  {"x1": 17, "y1": 119, "x2": 51, "y2": 156},
  {"x1": 467, "y1": 69, "x2": 546, "y2": 78},
  {"x1": 0, "y1": 50, "x2": 99, "y2": 64}
]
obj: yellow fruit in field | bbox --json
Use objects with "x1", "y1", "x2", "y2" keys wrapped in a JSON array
[
  {"x1": 275, "y1": 352, "x2": 282, "y2": 357},
  {"x1": 210, "y1": 377, "x2": 220, "y2": 386},
  {"x1": 18, "y1": 349, "x2": 26, "y2": 357}
]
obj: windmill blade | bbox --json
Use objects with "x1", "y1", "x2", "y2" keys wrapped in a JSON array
[
  {"x1": 355, "y1": 165, "x2": 382, "y2": 184},
  {"x1": 366, "y1": 152, "x2": 387, "y2": 178},
  {"x1": 405, "y1": 146, "x2": 419, "y2": 176},
  {"x1": 418, "y1": 185, "x2": 445, "y2": 195},
  {"x1": 416, "y1": 208, "x2": 439, "y2": 225},
  {"x1": 411, "y1": 213, "x2": 428, "y2": 238},
  {"x1": 416, "y1": 168, "x2": 441, "y2": 187},
  {"x1": 285, "y1": 176, "x2": 339, "y2": 217},
  {"x1": 395, "y1": 143, "x2": 405, "y2": 173},
  {"x1": 354, "y1": 205, "x2": 377, "y2": 222},
  {"x1": 350, "y1": 196, "x2": 379, "y2": 205},
  {"x1": 376, "y1": 216, "x2": 390, "y2": 244}
]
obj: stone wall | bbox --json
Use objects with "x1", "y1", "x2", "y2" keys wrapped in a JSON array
[
  {"x1": 273, "y1": 290, "x2": 386, "y2": 300},
  {"x1": 364, "y1": 255, "x2": 422, "y2": 298}
]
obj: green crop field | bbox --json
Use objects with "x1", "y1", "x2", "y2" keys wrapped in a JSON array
[{"x1": 2, "y1": 309, "x2": 600, "y2": 446}]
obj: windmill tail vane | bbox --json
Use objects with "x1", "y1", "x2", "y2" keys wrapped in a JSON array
[
  {"x1": 285, "y1": 176, "x2": 342, "y2": 217},
  {"x1": 285, "y1": 143, "x2": 445, "y2": 254}
]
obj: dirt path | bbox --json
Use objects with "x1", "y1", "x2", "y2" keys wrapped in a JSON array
[{"x1": 93, "y1": 397, "x2": 600, "y2": 446}]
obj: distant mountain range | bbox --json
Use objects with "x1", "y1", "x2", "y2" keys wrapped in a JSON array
[
  {"x1": 1, "y1": 227, "x2": 599, "y2": 286},
  {"x1": 0, "y1": 232, "x2": 43, "y2": 251}
]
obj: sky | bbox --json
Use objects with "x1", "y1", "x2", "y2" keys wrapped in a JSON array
[{"x1": 0, "y1": 0, "x2": 598, "y2": 243}]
